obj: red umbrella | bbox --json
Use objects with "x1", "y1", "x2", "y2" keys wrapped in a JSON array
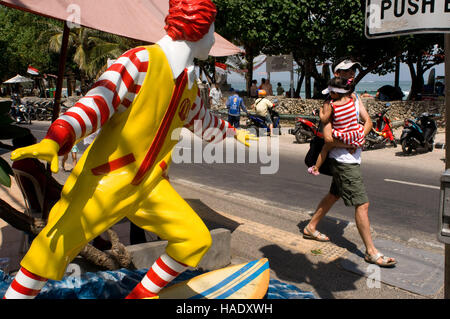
[{"x1": 0, "y1": 0, "x2": 243, "y2": 119}]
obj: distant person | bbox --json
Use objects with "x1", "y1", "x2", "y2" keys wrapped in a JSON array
[
  {"x1": 258, "y1": 78, "x2": 266, "y2": 90},
  {"x1": 276, "y1": 82, "x2": 285, "y2": 96},
  {"x1": 262, "y1": 79, "x2": 273, "y2": 96},
  {"x1": 435, "y1": 81, "x2": 444, "y2": 96},
  {"x1": 361, "y1": 91, "x2": 373, "y2": 98},
  {"x1": 209, "y1": 83, "x2": 223, "y2": 109},
  {"x1": 199, "y1": 80, "x2": 210, "y2": 108},
  {"x1": 226, "y1": 89, "x2": 247, "y2": 128},
  {"x1": 61, "y1": 144, "x2": 78, "y2": 172},
  {"x1": 253, "y1": 89, "x2": 274, "y2": 136},
  {"x1": 376, "y1": 85, "x2": 404, "y2": 101},
  {"x1": 250, "y1": 80, "x2": 258, "y2": 98}
]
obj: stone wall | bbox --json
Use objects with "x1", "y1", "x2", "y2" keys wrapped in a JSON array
[{"x1": 214, "y1": 94, "x2": 446, "y2": 126}]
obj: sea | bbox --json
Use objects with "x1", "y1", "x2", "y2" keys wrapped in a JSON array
[{"x1": 226, "y1": 80, "x2": 412, "y2": 98}]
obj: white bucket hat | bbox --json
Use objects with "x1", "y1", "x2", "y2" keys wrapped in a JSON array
[
  {"x1": 333, "y1": 59, "x2": 361, "y2": 74},
  {"x1": 321, "y1": 86, "x2": 351, "y2": 95}
]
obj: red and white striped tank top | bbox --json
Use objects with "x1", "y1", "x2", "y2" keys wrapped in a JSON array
[{"x1": 331, "y1": 98, "x2": 365, "y2": 147}]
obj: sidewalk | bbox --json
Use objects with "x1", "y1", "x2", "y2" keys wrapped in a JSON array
[
  {"x1": 171, "y1": 177, "x2": 445, "y2": 299},
  {"x1": 0, "y1": 173, "x2": 445, "y2": 299}
]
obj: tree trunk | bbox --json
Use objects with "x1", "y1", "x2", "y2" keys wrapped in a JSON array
[
  {"x1": 294, "y1": 60, "x2": 305, "y2": 98},
  {"x1": 407, "y1": 57, "x2": 424, "y2": 101},
  {"x1": 304, "y1": 59, "x2": 314, "y2": 99},
  {"x1": 245, "y1": 46, "x2": 254, "y2": 97},
  {"x1": 295, "y1": 73, "x2": 304, "y2": 98},
  {"x1": 199, "y1": 65, "x2": 214, "y2": 84}
]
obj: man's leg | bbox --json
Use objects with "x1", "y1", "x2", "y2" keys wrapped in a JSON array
[
  {"x1": 235, "y1": 116, "x2": 240, "y2": 129},
  {"x1": 354, "y1": 202, "x2": 396, "y2": 265},
  {"x1": 354, "y1": 202, "x2": 376, "y2": 254},
  {"x1": 304, "y1": 192, "x2": 339, "y2": 240}
]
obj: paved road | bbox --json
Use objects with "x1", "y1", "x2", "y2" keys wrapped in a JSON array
[
  {"x1": 169, "y1": 128, "x2": 444, "y2": 247},
  {"x1": 22, "y1": 121, "x2": 445, "y2": 247}
]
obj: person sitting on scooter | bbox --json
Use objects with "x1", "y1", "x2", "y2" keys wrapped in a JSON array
[
  {"x1": 308, "y1": 77, "x2": 364, "y2": 176},
  {"x1": 253, "y1": 89, "x2": 274, "y2": 136}
]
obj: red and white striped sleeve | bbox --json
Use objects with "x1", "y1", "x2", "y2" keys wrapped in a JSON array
[
  {"x1": 45, "y1": 47, "x2": 149, "y2": 154},
  {"x1": 184, "y1": 90, "x2": 236, "y2": 142}
]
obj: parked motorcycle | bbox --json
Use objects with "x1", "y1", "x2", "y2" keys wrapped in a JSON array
[
  {"x1": 289, "y1": 109, "x2": 323, "y2": 143},
  {"x1": 35, "y1": 100, "x2": 54, "y2": 121},
  {"x1": 363, "y1": 103, "x2": 396, "y2": 150},
  {"x1": 25, "y1": 101, "x2": 37, "y2": 121},
  {"x1": 9, "y1": 94, "x2": 32, "y2": 124},
  {"x1": 246, "y1": 99, "x2": 281, "y2": 136},
  {"x1": 400, "y1": 112, "x2": 439, "y2": 154}
]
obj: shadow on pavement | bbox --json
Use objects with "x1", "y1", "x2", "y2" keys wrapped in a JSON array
[
  {"x1": 260, "y1": 244, "x2": 360, "y2": 299},
  {"x1": 297, "y1": 217, "x2": 363, "y2": 258}
]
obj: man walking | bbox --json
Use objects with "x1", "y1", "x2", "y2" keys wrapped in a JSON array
[{"x1": 303, "y1": 58, "x2": 396, "y2": 267}]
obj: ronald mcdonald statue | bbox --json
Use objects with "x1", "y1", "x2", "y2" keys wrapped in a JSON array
[{"x1": 4, "y1": 0, "x2": 255, "y2": 299}]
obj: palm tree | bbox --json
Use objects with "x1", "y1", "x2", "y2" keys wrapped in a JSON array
[{"x1": 40, "y1": 22, "x2": 142, "y2": 92}]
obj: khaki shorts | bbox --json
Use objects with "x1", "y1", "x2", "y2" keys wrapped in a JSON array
[{"x1": 329, "y1": 159, "x2": 369, "y2": 207}]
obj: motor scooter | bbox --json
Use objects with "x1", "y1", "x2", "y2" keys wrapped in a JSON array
[
  {"x1": 9, "y1": 94, "x2": 31, "y2": 124},
  {"x1": 363, "y1": 103, "x2": 396, "y2": 150},
  {"x1": 289, "y1": 109, "x2": 323, "y2": 143},
  {"x1": 246, "y1": 100, "x2": 281, "y2": 136},
  {"x1": 400, "y1": 112, "x2": 439, "y2": 154}
]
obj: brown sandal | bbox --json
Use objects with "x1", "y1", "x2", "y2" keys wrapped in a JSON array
[
  {"x1": 364, "y1": 252, "x2": 397, "y2": 267},
  {"x1": 303, "y1": 227, "x2": 330, "y2": 242}
]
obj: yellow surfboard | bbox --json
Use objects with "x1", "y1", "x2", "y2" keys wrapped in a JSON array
[{"x1": 158, "y1": 258, "x2": 270, "y2": 299}]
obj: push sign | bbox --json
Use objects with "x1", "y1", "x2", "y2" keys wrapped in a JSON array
[{"x1": 366, "y1": 0, "x2": 450, "y2": 38}]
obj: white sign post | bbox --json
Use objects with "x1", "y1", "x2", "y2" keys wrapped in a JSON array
[
  {"x1": 366, "y1": 0, "x2": 450, "y2": 38},
  {"x1": 266, "y1": 54, "x2": 294, "y2": 97}
]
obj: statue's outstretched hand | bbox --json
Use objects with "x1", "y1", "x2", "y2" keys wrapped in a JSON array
[
  {"x1": 234, "y1": 129, "x2": 258, "y2": 147},
  {"x1": 11, "y1": 139, "x2": 60, "y2": 173}
]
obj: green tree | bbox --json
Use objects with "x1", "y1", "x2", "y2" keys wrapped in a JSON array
[
  {"x1": 400, "y1": 34, "x2": 444, "y2": 100},
  {"x1": 43, "y1": 24, "x2": 140, "y2": 87},
  {"x1": 214, "y1": 0, "x2": 277, "y2": 96},
  {"x1": 0, "y1": 7, "x2": 58, "y2": 82}
]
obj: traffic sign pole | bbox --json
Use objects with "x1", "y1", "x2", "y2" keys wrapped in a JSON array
[{"x1": 445, "y1": 33, "x2": 450, "y2": 299}]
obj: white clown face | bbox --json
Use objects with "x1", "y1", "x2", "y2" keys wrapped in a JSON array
[{"x1": 193, "y1": 23, "x2": 215, "y2": 60}]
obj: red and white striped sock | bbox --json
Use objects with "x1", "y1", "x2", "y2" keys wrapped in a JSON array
[
  {"x1": 125, "y1": 253, "x2": 187, "y2": 299},
  {"x1": 3, "y1": 267, "x2": 47, "y2": 299}
]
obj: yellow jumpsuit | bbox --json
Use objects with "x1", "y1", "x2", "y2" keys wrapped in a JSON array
[{"x1": 21, "y1": 45, "x2": 212, "y2": 280}]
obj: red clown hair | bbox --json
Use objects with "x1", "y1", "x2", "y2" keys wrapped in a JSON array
[{"x1": 164, "y1": 0, "x2": 217, "y2": 42}]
